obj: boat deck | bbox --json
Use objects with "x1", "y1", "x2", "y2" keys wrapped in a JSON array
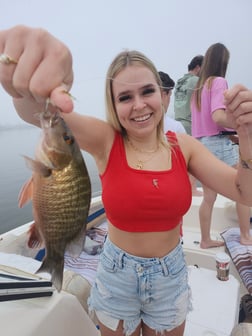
[
  {"x1": 0, "y1": 193, "x2": 250, "y2": 335},
  {"x1": 183, "y1": 192, "x2": 248, "y2": 296}
]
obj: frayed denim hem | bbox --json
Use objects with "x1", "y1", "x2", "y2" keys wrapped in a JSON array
[
  {"x1": 123, "y1": 319, "x2": 140, "y2": 336},
  {"x1": 89, "y1": 309, "x2": 140, "y2": 336}
]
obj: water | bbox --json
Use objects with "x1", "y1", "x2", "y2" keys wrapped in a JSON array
[{"x1": 0, "y1": 126, "x2": 101, "y2": 234}]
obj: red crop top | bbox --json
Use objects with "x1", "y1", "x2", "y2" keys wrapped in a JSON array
[{"x1": 100, "y1": 131, "x2": 192, "y2": 232}]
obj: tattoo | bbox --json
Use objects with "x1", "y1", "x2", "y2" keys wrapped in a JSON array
[
  {"x1": 236, "y1": 181, "x2": 242, "y2": 193},
  {"x1": 240, "y1": 158, "x2": 252, "y2": 171},
  {"x1": 239, "y1": 149, "x2": 252, "y2": 171}
]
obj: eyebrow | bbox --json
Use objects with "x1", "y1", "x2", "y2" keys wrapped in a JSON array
[{"x1": 116, "y1": 83, "x2": 155, "y2": 99}]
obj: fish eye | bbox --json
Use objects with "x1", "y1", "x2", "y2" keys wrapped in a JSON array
[{"x1": 63, "y1": 133, "x2": 74, "y2": 145}]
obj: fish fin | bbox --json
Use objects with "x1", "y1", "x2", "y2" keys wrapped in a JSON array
[
  {"x1": 36, "y1": 257, "x2": 64, "y2": 292},
  {"x1": 23, "y1": 155, "x2": 52, "y2": 177},
  {"x1": 18, "y1": 176, "x2": 34, "y2": 208},
  {"x1": 66, "y1": 230, "x2": 86, "y2": 258},
  {"x1": 27, "y1": 222, "x2": 43, "y2": 249}
]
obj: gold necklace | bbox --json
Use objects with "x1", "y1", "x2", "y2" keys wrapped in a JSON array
[
  {"x1": 126, "y1": 136, "x2": 160, "y2": 169},
  {"x1": 135, "y1": 155, "x2": 156, "y2": 170}
]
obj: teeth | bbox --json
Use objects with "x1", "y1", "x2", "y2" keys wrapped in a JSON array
[{"x1": 134, "y1": 114, "x2": 151, "y2": 122}]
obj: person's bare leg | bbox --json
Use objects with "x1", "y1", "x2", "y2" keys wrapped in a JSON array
[
  {"x1": 199, "y1": 185, "x2": 224, "y2": 249},
  {"x1": 142, "y1": 321, "x2": 185, "y2": 336},
  {"x1": 98, "y1": 320, "x2": 141, "y2": 336},
  {"x1": 236, "y1": 202, "x2": 252, "y2": 245}
]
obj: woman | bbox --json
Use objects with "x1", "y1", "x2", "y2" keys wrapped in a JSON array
[
  {"x1": 1, "y1": 26, "x2": 252, "y2": 336},
  {"x1": 191, "y1": 42, "x2": 252, "y2": 249}
]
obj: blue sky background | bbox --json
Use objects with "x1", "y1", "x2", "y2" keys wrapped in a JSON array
[{"x1": 1, "y1": 0, "x2": 252, "y2": 124}]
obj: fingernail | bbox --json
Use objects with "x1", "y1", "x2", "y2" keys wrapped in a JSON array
[{"x1": 61, "y1": 90, "x2": 76, "y2": 101}]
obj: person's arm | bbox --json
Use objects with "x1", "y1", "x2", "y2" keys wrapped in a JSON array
[
  {"x1": 211, "y1": 78, "x2": 236, "y2": 129},
  {"x1": 178, "y1": 131, "x2": 252, "y2": 206},
  {"x1": 183, "y1": 85, "x2": 252, "y2": 206},
  {"x1": 212, "y1": 108, "x2": 236, "y2": 129}
]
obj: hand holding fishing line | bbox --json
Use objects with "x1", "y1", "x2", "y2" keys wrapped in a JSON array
[{"x1": 0, "y1": 25, "x2": 74, "y2": 113}]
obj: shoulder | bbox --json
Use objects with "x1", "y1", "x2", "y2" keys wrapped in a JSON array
[
  {"x1": 176, "y1": 132, "x2": 194, "y2": 145},
  {"x1": 167, "y1": 132, "x2": 204, "y2": 161},
  {"x1": 175, "y1": 133, "x2": 202, "y2": 164},
  {"x1": 166, "y1": 131, "x2": 190, "y2": 146},
  {"x1": 175, "y1": 74, "x2": 190, "y2": 87},
  {"x1": 176, "y1": 74, "x2": 188, "y2": 82},
  {"x1": 188, "y1": 75, "x2": 198, "y2": 85},
  {"x1": 211, "y1": 77, "x2": 228, "y2": 89}
]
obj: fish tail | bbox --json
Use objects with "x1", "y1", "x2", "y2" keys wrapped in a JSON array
[{"x1": 36, "y1": 257, "x2": 64, "y2": 292}]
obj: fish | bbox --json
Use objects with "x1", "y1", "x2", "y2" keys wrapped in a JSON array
[{"x1": 18, "y1": 109, "x2": 91, "y2": 291}]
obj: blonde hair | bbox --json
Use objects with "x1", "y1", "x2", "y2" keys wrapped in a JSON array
[{"x1": 105, "y1": 50, "x2": 167, "y2": 145}]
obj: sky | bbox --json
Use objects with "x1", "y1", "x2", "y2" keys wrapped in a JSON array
[{"x1": 0, "y1": 0, "x2": 252, "y2": 124}]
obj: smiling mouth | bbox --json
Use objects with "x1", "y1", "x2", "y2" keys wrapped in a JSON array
[{"x1": 132, "y1": 113, "x2": 152, "y2": 122}]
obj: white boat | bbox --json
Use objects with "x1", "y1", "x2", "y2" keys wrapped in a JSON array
[{"x1": 0, "y1": 191, "x2": 252, "y2": 336}]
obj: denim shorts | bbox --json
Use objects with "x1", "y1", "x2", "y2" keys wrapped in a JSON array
[
  {"x1": 198, "y1": 135, "x2": 238, "y2": 166},
  {"x1": 88, "y1": 237, "x2": 192, "y2": 335}
]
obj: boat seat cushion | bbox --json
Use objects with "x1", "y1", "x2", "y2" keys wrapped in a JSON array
[
  {"x1": 62, "y1": 270, "x2": 91, "y2": 312},
  {"x1": 221, "y1": 227, "x2": 252, "y2": 294},
  {"x1": 231, "y1": 322, "x2": 252, "y2": 336}
]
